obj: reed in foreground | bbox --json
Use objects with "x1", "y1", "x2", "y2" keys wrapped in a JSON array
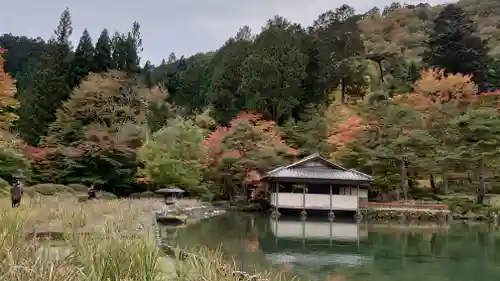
[
  {"x1": 0, "y1": 196, "x2": 169, "y2": 281},
  {"x1": 0, "y1": 197, "x2": 294, "y2": 281}
]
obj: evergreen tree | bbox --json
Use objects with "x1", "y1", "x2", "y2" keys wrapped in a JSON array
[
  {"x1": 54, "y1": 7, "x2": 73, "y2": 47},
  {"x1": 167, "y1": 52, "x2": 177, "y2": 64},
  {"x1": 94, "y1": 29, "x2": 113, "y2": 72},
  {"x1": 110, "y1": 22, "x2": 142, "y2": 74},
  {"x1": 18, "y1": 8, "x2": 73, "y2": 145},
  {"x1": 123, "y1": 21, "x2": 142, "y2": 73},
  {"x1": 111, "y1": 32, "x2": 126, "y2": 71},
  {"x1": 423, "y1": 4, "x2": 489, "y2": 91},
  {"x1": 70, "y1": 29, "x2": 95, "y2": 88}
]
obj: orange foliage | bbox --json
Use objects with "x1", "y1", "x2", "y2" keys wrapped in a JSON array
[
  {"x1": 393, "y1": 68, "x2": 478, "y2": 110},
  {"x1": 325, "y1": 101, "x2": 365, "y2": 154},
  {"x1": 0, "y1": 48, "x2": 20, "y2": 129},
  {"x1": 203, "y1": 111, "x2": 297, "y2": 160},
  {"x1": 24, "y1": 146, "x2": 56, "y2": 160},
  {"x1": 135, "y1": 177, "x2": 148, "y2": 183},
  {"x1": 327, "y1": 116, "x2": 364, "y2": 150},
  {"x1": 203, "y1": 111, "x2": 297, "y2": 179}
]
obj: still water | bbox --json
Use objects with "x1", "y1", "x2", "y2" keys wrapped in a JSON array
[{"x1": 159, "y1": 213, "x2": 500, "y2": 281}]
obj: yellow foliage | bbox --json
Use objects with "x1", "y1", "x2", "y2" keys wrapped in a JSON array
[
  {"x1": 412, "y1": 68, "x2": 477, "y2": 106},
  {"x1": 0, "y1": 50, "x2": 19, "y2": 130}
]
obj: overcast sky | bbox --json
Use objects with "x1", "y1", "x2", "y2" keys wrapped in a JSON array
[{"x1": 2, "y1": 0, "x2": 453, "y2": 65}]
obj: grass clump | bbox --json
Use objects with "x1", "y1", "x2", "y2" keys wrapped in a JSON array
[
  {"x1": 0, "y1": 197, "x2": 167, "y2": 281},
  {"x1": 0, "y1": 197, "x2": 286, "y2": 281}
]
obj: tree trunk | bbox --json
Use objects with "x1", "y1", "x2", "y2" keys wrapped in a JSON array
[
  {"x1": 429, "y1": 174, "x2": 437, "y2": 193},
  {"x1": 477, "y1": 159, "x2": 486, "y2": 205},
  {"x1": 340, "y1": 77, "x2": 346, "y2": 104},
  {"x1": 443, "y1": 170, "x2": 449, "y2": 194}
]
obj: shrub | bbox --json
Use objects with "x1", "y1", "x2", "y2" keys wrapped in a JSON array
[
  {"x1": 139, "y1": 191, "x2": 156, "y2": 198},
  {"x1": 129, "y1": 192, "x2": 141, "y2": 198},
  {"x1": 0, "y1": 178, "x2": 10, "y2": 196},
  {"x1": 67, "y1": 183, "x2": 89, "y2": 193},
  {"x1": 23, "y1": 186, "x2": 36, "y2": 197},
  {"x1": 100, "y1": 191, "x2": 118, "y2": 200},
  {"x1": 77, "y1": 194, "x2": 88, "y2": 202},
  {"x1": 31, "y1": 183, "x2": 74, "y2": 196}
]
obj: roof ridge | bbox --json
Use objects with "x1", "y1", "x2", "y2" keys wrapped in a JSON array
[
  {"x1": 265, "y1": 153, "x2": 347, "y2": 177},
  {"x1": 347, "y1": 168, "x2": 372, "y2": 179}
]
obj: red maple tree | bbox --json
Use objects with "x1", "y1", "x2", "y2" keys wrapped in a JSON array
[
  {"x1": 327, "y1": 116, "x2": 364, "y2": 150},
  {"x1": 202, "y1": 111, "x2": 297, "y2": 179}
]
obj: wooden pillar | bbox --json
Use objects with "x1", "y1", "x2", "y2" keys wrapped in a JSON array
[
  {"x1": 355, "y1": 184, "x2": 361, "y2": 221},
  {"x1": 329, "y1": 219, "x2": 333, "y2": 247},
  {"x1": 275, "y1": 182, "x2": 279, "y2": 206},
  {"x1": 271, "y1": 182, "x2": 280, "y2": 219},
  {"x1": 328, "y1": 184, "x2": 335, "y2": 220},
  {"x1": 302, "y1": 219, "x2": 306, "y2": 249},
  {"x1": 274, "y1": 219, "x2": 278, "y2": 247},
  {"x1": 300, "y1": 185, "x2": 307, "y2": 218}
]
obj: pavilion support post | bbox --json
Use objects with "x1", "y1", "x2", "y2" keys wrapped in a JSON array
[
  {"x1": 329, "y1": 219, "x2": 333, "y2": 247},
  {"x1": 271, "y1": 182, "x2": 281, "y2": 219},
  {"x1": 355, "y1": 184, "x2": 362, "y2": 221},
  {"x1": 300, "y1": 185, "x2": 307, "y2": 219},
  {"x1": 301, "y1": 219, "x2": 306, "y2": 249},
  {"x1": 328, "y1": 184, "x2": 335, "y2": 221}
]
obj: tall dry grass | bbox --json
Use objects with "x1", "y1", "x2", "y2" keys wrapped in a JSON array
[
  {"x1": 0, "y1": 196, "x2": 288, "y2": 281},
  {"x1": 0, "y1": 196, "x2": 169, "y2": 281}
]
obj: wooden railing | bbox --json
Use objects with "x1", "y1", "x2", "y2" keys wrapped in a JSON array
[{"x1": 360, "y1": 201, "x2": 449, "y2": 210}]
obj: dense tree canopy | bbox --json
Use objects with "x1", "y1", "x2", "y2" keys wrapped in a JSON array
[{"x1": 2, "y1": 1, "x2": 500, "y2": 202}]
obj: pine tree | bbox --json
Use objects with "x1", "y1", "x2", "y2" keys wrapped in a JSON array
[
  {"x1": 423, "y1": 4, "x2": 488, "y2": 91},
  {"x1": 17, "y1": 8, "x2": 73, "y2": 145},
  {"x1": 70, "y1": 29, "x2": 95, "y2": 88},
  {"x1": 111, "y1": 22, "x2": 142, "y2": 73},
  {"x1": 167, "y1": 52, "x2": 177, "y2": 64},
  {"x1": 123, "y1": 22, "x2": 142, "y2": 73},
  {"x1": 94, "y1": 29, "x2": 113, "y2": 72},
  {"x1": 54, "y1": 7, "x2": 73, "y2": 47}
]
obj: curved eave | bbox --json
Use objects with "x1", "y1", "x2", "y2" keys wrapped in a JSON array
[{"x1": 261, "y1": 176, "x2": 372, "y2": 185}]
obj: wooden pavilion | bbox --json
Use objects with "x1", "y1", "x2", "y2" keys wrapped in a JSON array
[{"x1": 260, "y1": 153, "x2": 372, "y2": 218}]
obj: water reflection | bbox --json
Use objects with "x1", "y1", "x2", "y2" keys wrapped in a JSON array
[{"x1": 160, "y1": 213, "x2": 500, "y2": 281}]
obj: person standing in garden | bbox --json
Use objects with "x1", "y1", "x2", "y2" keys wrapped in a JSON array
[
  {"x1": 87, "y1": 184, "x2": 96, "y2": 200},
  {"x1": 11, "y1": 171, "x2": 24, "y2": 208}
]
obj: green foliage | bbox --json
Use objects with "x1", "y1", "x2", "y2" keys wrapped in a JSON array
[
  {"x1": 94, "y1": 29, "x2": 114, "y2": 72},
  {"x1": 70, "y1": 29, "x2": 95, "y2": 88},
  {"x1": 139, "y1": 191, "x2": 156, "y2": 198},
  {"x1": 423, "y1": 4, "x2": 489, "y2": 90},
  {"x1": 4, "y1": 1, "x2": 500, "y2": 199},
  {"x1": 0, "y1": 148, "x2": 30, "y2": 183},
  {"x1": 0, "y1": 178, "x2": 10, "y2": 196},
  {"x1": 99, "y1": 191, "x2": 118, "y2": 200},
  {"x1": 67, "y1": 183, "x2": 88, "y2": 193},
  {"x1": 17, "y1": 9, "x2": 73, "y2": 145},
  {"x1": 139, "y1": 117, "x2": 205, "y2": 195}
]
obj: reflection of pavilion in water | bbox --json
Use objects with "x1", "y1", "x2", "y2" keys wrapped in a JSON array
[{"x1": 262, "y1": 218, "x2": 372, "y2": 268}]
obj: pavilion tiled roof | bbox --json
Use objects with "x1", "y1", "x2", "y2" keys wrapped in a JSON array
[{"x1": 262, "y1": 153, "x2": 372, "y2": 182}]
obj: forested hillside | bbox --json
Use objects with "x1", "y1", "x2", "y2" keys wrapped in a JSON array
[{"x1": 1, "y1": 0, "x2": 499, "y2": 204}]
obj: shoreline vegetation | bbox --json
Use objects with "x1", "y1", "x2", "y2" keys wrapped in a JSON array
[
  {"x1": 0, "y1": 196, "x2": 275, "y2": 281},
  {"x1": 2, "y1": 0, "x2": 500, "y2": 279},
  {"x1": 1, "y1": 195, "x2": 498, "y2": 281}
]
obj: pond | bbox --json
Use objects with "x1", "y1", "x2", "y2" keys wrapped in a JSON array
[{"x1": 159, "y1": 213, "x2": 500, "y2": 281}]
